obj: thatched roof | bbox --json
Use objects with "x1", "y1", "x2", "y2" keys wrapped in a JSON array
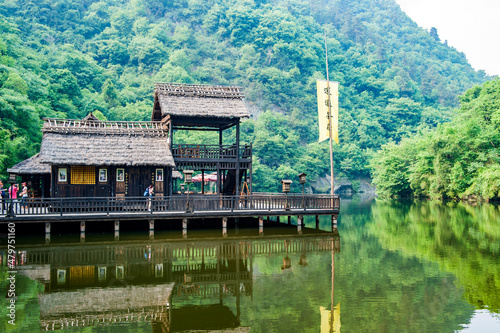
[
  {"x1": 172, "y1": 170, "x2": 183, "y2": 179},
  {"x1": 40, "y1": 119, "x2": 174, "y2": 167},
  {"x1": 153, "y1": 83, "x2": 250, "y2": 120},
  {"x1": 7, "y1": 153, "x2": 51, "y2": 174}
]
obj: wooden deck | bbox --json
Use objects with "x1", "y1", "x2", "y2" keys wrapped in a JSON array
[{"x1": 0, "y1": 194, "x2": 340, "y2": 223}]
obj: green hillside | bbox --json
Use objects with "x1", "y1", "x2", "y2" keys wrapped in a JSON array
[
  {"x1": 371, "y1": 78, "x2": 500, "y2": 201},
  {"x1": 0, "y1": 0, "x2": 490, "y2": 193}
]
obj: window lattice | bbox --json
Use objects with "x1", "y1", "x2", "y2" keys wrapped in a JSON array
[{"x1": 71, "y1": 166, "x2": 95, "y2": 185}]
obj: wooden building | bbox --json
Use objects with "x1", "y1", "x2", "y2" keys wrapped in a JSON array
[
  {"x1": 38, "y1": 114, "x2": 174, "y2": 198},
  {"x1": 152, "y1": 83, "x2": 252, "y2": 196},
  {"x1": 9, "y1": 83, "x2": 252, "y2": 199}
]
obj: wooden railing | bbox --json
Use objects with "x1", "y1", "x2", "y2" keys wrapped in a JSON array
[
  {"x1": 172, "y1": 144, "x2": 252, "y2": 159},
  {"x1": 0, "y1": 194, "x2": 339, "y2": 218},
  {"x1": 42, "y1": 118, "x2": 168, "y2": 136}
]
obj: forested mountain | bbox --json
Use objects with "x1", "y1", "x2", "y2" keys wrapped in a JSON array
[{"x1": 0, "y1": 0, "x2": 490, "y2": 193}]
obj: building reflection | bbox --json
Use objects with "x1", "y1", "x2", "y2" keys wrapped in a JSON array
[{"x1": 8, "y1": 227, "x2": 340, "y2": 332}]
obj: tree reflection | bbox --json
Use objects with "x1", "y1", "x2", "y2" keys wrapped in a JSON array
[{"x1": 371, "y1": 201, "x2": 500, "y2": 312}]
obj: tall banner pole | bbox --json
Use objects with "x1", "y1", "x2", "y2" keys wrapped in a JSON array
[
  {"x1": 324, "y1": 31, "x2": 335, "y2": 199},
  {"x1": 331, "y1": 237, "x2": 335, "y2": 333}
]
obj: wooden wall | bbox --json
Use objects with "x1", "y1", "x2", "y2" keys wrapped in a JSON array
[{"x1": 51, "y1": 166, "x2": 171, "y2": 198}]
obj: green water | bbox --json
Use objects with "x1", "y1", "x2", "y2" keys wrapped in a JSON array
[{"x1": 1, "y1": 198, "x2": 499, "y2": 332}]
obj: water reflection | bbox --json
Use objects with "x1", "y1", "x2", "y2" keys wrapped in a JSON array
[
  {"x1": 3, "y1": 226, "x2": 340, "y2": 332},
  {"x1": 2, "y1": 200, "x2": 499, "y2": 332}
]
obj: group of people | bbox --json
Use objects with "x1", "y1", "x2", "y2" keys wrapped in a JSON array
[{"x1": 0, "y1": 180, "x2": 29, "y2": 215}]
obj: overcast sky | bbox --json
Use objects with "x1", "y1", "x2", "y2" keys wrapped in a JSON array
[{"x1": 395, "y1": 0, "x2": 500, "y2": 76}]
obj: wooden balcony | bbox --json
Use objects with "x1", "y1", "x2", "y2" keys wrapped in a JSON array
[{"x1": 172, "y1": 144, "x2": 252, "y2": 161}]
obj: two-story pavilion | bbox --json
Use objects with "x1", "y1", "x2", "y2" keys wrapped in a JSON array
[{"x1": 152, "y1": 83, "x2": 252, "y2": 197}]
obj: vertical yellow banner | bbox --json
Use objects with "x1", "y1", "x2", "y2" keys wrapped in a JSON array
[{"x1": 317, "y1": 80, "x2": 339, "y2": 144}]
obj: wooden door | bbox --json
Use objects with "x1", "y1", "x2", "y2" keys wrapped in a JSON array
[{"x1": 128, "y1": 167, "x2": 152, "y2": 197}]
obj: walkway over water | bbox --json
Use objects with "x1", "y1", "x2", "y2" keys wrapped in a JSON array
[{"x1": 0, "y1": 194, "x2": 340, "y2": 223}]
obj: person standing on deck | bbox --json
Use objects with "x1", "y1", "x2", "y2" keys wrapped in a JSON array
[
  {"x1": 0, "y1": 180, "x2": 6, "y2": 215},
  {"x1": 147, "y1": 184, "x2": 154, "y2": 211},
  {"x1": 20, "y1": 182, "x2": 28, "y2": 213},
  {"x1": 8, "y1": 183, "x2": 19, "y2": 215}
]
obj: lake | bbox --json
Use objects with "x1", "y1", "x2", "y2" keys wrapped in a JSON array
[{"x1": 1, "y1": 198, "x2": 499, "y2": 332}]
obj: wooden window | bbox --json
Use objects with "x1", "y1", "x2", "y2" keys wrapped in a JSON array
[{"x1": 70, "y1": 166, "x2": 96, "y2": 185}]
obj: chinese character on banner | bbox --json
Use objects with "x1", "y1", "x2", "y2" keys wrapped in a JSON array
[{"x1": 317, "y1": 80, "x2": 339, "y2": 144}]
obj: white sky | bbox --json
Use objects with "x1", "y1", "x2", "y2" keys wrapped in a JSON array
[{"x1": 395, "y1": 0, "x2": 500, "y2": 76}]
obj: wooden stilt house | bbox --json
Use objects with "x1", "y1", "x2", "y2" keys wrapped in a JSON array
[
  {"x1": 152, "y1": 83, "x2": 252, "y2": 196},
  {"x1": 37, "y1": 114, "x2": 174, "y2": 198},
  {"x1": 8, "y1": 83, "x2": 252, "y2": 199}
]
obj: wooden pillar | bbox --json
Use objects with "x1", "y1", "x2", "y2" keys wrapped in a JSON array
[
  {"x1": 316, "y1": 215, "x2": 320, "y2": 229},
  {"x1": 258, "y1": 216, "x2": 264, "y2": 236},
  {"x1": 202, "y1": 170, "x2": 205, "y2": 194},
  {"x1": 249, "y1": 149, "x2": 253, "y2": 194},
  {"x1": 276, "y1": 216, "x2": 280, "y2": 223},
  {"x1": 235, "y1": 122, "x2": 240, "y2": 197},
  {"x1": 298, "y1": 215, "x2": 303, "y2": 234},
  {"x1": 287, "y1": 216, "x2": 291, "y2": 225},
  {"x1": 80, "y1": 221, "x2": 85, "y2": 243},
  {"x1": 114, "y1": 220, "x2": 120, "y2": 241},
  {"x1": 45, "y1": 222, "x2": 51, "y2": 244},
  {"x1": 222, "y1": 217, "x2": 228, "y2": 237},
  {"x1": 331, "y1": 215, "x2": 338, "y2": 231},
  {"x1": 216, "y1": 163, "x2": 221, "y2": 196}
]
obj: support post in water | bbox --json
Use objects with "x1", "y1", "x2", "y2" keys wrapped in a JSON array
[
  {"x1": 80, "y1": 222, "x2": 86, "y2": 242},
  {"x1": 182, "y1": 218, "x2": 188, "y2": 238},
  {"x1": 222, "y1": 217, "x2": 228, "y2": 237},
  {"x1": 114, "y1": 220, "x2": 120, "y2": 241},
  {"x1": 258, "y1": 216, "x2": 264, "y2": 236},
  {"x1": 331, "y1": 215, "x2": 338, "y2": 231},
  {"x1": 149, "y1": 219, "x2": 154, "y2": 239},
  {"x1": 297, "y1": 215, "x2": 303, "y2": 234}
]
